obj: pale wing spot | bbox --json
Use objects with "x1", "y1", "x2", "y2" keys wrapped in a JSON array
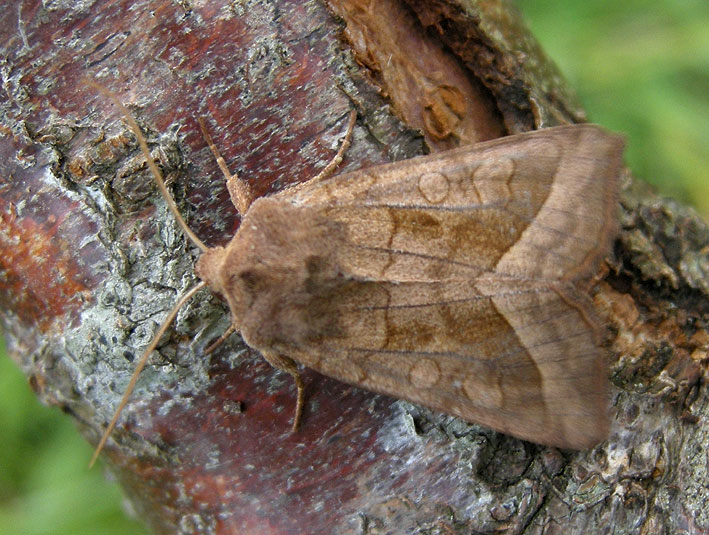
[
  {"x1": 417, "y1": 172, "x2": 450, "y2": 204},
  {"x1": 321, "y1": 357, "x2": 367, "y2": 384},
  {"x1": 462, "y1": 372, "x2": 504, "y2": 409},
  {"x1": 473, "y1": 157, "x2": 514, "y2": 205},
  {"x1": 409, "y1": 357, "x2": 442, "y2": 388},
  {"x1": 366, "y1": 352, "x2": 412, "y2": 374}
]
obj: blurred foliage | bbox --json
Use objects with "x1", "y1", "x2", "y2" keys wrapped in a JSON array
[
  {"x1": 518, "y1": 0, "x2": 709, "y2": 219},
  {"x1": 0, "y1": 339, "x2": 148, "y2": 535},
  {"x1": 1, "y1": 2, "x2": 706, "y2": 534}
]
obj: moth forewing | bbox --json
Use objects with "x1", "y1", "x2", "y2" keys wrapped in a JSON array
[
  {"x1": 248, "y1": 124, "x2": 623, "y2": 449},
  {"x1": 93, "y1": 86, "x2": 623, "y2": 465}
]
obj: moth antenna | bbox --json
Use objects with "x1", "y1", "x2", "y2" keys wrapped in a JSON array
[
  {"x1": 89, "y1": 281, "x2": 207, "y2": 468},
  {"x1": 197, "y1": 118, "x2": 253, "y2": 215},
  {"x1": 86, "y1": 80, "x2": 208, "y2": 253},
  {"x1": 204, "y1": 324, "x2": 236, "y2": 355}
]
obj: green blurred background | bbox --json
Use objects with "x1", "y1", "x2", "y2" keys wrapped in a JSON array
[
  {"x1": 1, "y1": 1, "x2": 706, "y2": 534},
  {"x1": 519, "y1": 0, "x2": 709, "y2": 218}
]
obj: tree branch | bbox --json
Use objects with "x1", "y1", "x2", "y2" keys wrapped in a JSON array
[{"x1": 1, "y1": 1, "x2": 706, "y2": 534}]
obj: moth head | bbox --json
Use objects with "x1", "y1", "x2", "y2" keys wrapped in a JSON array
[{"x1": 195, "y1": 246, "x2": 228, "y2": 294}]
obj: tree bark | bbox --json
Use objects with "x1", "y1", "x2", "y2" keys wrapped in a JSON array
[{"x1": 1, "y1": 1, "x2": 707, "y2": 534}]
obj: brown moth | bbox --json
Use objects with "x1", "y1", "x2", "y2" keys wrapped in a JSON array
[{"x1": 90, "y1": 87, "x2": 624, "y2": 466}]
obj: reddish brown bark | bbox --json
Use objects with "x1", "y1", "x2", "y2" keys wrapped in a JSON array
[{"x1": 1, "y1": 1, "x2": 707, "y2": 534}]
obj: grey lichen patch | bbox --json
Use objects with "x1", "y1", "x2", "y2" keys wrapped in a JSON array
[
  {"x1": 365, "y1": 401, "x2": 544, "y2": 533},
  {"x1": 677, "y1": 387, "x2": 709, "y2": 529},
  {"x1": 678, "y1": 247, "x2": 709, "y2": 296},
  {"x1": 112, "y1": 133, "x2": 184, "y2": 206},
  {"x1": 244, "y1": 36, "x2": 295, "y2": 86},
  {"x1": 178, "y1": 512, "x2": 215, "y2": 535},
  {"x1": 622, "y1": 228, "x2": 680, "y2": 289},
  {"x1": 620, "y1": 183, "x2": 709, "y2": 297},
  {"x1": 78, "y1": 258, "x2": 209, "y2": 401},
  {"x1": 36, "y1": 114, "x2": 224, "y2": 453}
]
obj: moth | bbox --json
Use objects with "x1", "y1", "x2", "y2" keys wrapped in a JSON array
[{"x1": 90, "y1": 87, "x2": 624, "y2": 466}]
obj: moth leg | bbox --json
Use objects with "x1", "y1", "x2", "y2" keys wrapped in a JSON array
[
  {"x1": 261, "y1": 351, "x2": 305, "y2": 432},
  {"x1": 197, "y1": 118, "x2": 253, "y2": 216},
  {"x1": 303, "y1": 109, "x2": 357, "y2": 186},
  {"x1": 204, "y1": 324, "x2": 237, "y2": 355}
]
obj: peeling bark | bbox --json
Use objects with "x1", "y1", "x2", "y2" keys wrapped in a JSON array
[{"x1": 0, "y1": 1, "x2": 707, "y2": 534}]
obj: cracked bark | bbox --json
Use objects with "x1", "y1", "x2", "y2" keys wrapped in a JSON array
[{"x1": 1, "y1": 1, "x2": 707, "y2": 534}]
